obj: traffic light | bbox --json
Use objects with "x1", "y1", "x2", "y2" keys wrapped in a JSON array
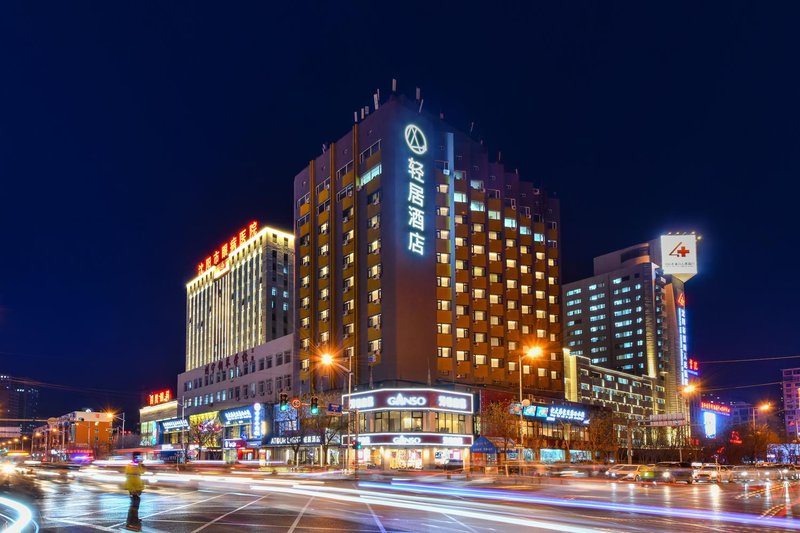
[
  {"x1": 279, "y1": 393, "x2": 288, "y2": 412},
  {"x1": 310, "y1": 396, "x2": 319, "y2": 415},
  {"x1": 351, "y1": 441, "x2": 362, "y2": 450}
]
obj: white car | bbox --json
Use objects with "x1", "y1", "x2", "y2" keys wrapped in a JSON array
[{"x1": 694, "y1": 464, "x2": 732, "y2": 483}]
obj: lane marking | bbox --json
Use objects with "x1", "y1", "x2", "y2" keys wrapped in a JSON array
[
  {"x1": 109, "y1": 492, "x2": 227, "y2": 528},
  {"x1": 44, "y1": 518, "x2": 118, "y2": 531},
  {"x1": 190, "y1": 495, "x2": 268, "y2": 533},
  {"x1": 287, "y1": 496, "x2": 315, "y2": 533},
  {"x1": 365, "y1": 501, "x2": 387, "y2": 533}
]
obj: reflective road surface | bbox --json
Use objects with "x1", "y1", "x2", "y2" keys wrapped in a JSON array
[{"x1": 4, "y1": 470, "x2": 800, "y2": 532}]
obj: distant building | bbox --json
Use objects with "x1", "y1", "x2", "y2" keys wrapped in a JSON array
[
  {"x1": 781, "y1": 367, "x2": 800, "y2": 440},
  {"x1": 0, "y1": 375, "x2": 39, "y2": 434},
  {"x1": 185, "y1": 221, "x2": 295, "y2": 372},
  {"x1": 31, "y1": 410, "x2": 113, "y2": 462},
  {"x1": 561, "y1": 235, "x2": 699, "y2": 420}
]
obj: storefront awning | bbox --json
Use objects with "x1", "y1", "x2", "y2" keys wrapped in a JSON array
[{"x1": 470, "y1": 436, "x2": 515, "y2": 454}]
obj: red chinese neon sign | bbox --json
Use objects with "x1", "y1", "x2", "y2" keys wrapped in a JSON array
[
  {"x1": 688, "y1": 359, "x2": 699, "y2": 372},
  {"x1": 196, "y1": 221, "x2": 259, "y2": 276},
  {"x1": 677, "y1": 292, "x2": 686, "y2": 308},
  {"x1": 148, "y1": 390, "x2": 172, "y2": 406},
  {"x1": 700, "y1": 401, "x2": 731, "y2": 416}
]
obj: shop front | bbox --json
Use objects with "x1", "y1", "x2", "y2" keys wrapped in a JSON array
[
  {"x1": 342, "y1": 387, "x2": 475, "y2": 470},
  {"x1": 514, "y1": 401, "x2": 593, "y2": 463},
  {"x1": 218, "y1": 403, "x2": 266, "y2": 463}
]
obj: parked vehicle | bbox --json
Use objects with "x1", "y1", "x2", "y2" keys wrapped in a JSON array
[
  {"x1": 777, "y1": 464, "x2": 799, "y2": 480},
  {"x1": 654, "y1": 462, "x2": 695, "y2": 483},
  {"x1": 438, "y1": 459, "x2": 464, "y2": 471},
  {"x1": 758, "y1": 465, "x2": 787, "y2": 482}
]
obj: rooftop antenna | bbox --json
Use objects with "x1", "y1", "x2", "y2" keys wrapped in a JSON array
[
  {"x1": 498, "y1": 151, "x2": 502, "y2": 162},
  {"x1": 373, "y1": 92, "x2": 379, "y2": 111},
  {"x1": 322, "y1": 144, "x2": 327, "y2": 153},
  {"x1": 364, "y1": 105, "x2": 369, "y2": 117},
  {"x1": 480, "y1": 139, "x2": 483, "y2": 145},
  {"x1": 354, "y1": 111, "x2": 358, "y2": 123},
  {"x1": 415, "y1": 87, "x2": 421, "y2": 101},
  {"x1": 418, "y1": 98, "x2": 424, "y2": 113},
  {"x1": 392, "y1": 78, "x2": 397, "y2": 92},
  {"x1": 440, "y1": 112, "x2": 444, "y2": 120},
  {"x1": 470, "y1": 121, "x2": 475, "y2": 133},
  {"x1": 360, "y1": 108, "x2": 365, "y2": 120}
]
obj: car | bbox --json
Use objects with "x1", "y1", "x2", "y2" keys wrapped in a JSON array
[
  {"x1": 732, "y1": 465, "x2": 758, "y2": 483},
  {"x1": 606, "y1": 464, "x2": 650, "y2": 481},
  {"x1": 776, "y1": 464, "x2": 799, "y2": 481},
  {"x1": 438, "y1": 459, "x2": 464, "y2": 471},
  {"x1": 757, "y1": 465, "x2": 787, "y2": 482},
  {"x1": 694, "y1": 464, "x2": 732, "y2": 483},
  {"x1": 654, "y1": 461, "x2": 695, "y2": 483}
]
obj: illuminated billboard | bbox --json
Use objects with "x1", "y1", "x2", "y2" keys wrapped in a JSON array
[{"x1": 659, "y1": 234, "x2": 698, "y2": 281}]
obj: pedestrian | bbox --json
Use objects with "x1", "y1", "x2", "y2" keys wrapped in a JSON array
[{"x1": 124, "y1": 452, "x2": 145, "y2": 531}]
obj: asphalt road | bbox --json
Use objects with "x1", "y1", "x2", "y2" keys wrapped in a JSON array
[{"x1": 5, "y1": 470, "x2": 800, "y2": 532}]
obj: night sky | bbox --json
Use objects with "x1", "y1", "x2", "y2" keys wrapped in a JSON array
[{"x1": 1, "y1": 3, "x2": 798, "y2": 423}]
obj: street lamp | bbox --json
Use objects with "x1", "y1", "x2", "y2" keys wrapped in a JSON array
[
  {"x1": 753, "y1": 402, "x2": 772, "y2": 431},
  {"x1": 518, "y1": 346, "x2": 544, "y2": 448},
  {"x1": 320, "y1": 351, "x2": 354, "y2": 473}
]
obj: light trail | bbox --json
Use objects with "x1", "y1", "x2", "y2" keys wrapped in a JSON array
[
  {"x1": 0, "y1": 495, "x2": 35, "y2": 533},
  {"x1": 360, "y1": 481, "x2": 800, "y2": 530}
]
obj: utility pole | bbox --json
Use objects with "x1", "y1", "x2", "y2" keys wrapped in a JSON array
[{"x1": 627, "y1": 420, "x2": 633, "y2": 465}]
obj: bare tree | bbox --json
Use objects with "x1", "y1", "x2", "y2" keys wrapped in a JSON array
[
  {"x1": 300, "y1": 391, "x2": 345, "y2": 467},
  {"x1": 480, "y1": 400, "x2": 518, "y2": 458},
  {"x1": 584, "y1": 410, "x2": 618, "y2": 462}
]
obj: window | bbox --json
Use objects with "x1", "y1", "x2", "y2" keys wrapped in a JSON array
[
  {"x1": 454, "y1": 191, "x2": 467, "y2": 203},
  {"x1": 438, "y1": 346, "x2": 452, "y2": 358},
  {"x1": 488, "y1": 210, "x2": 501, "y2": 220},
  {"x1": 470, "y1": 179, "x2": 484, "y2": 191},
  {"x1": 470, "y1": 200, "x2": 485, "y2": 212},
  {"x1": 504, "y1": 218, "x2": 517, "y2": 229},
  {"x1": 368, "y1": 338, "x2": 382, "y2": 353},
  {"x1": 474, "y1": 354, "x2": 487, "y2": 365},
  {"x1": 360, "y1": 163, "x2": 382, "y2": 186}
]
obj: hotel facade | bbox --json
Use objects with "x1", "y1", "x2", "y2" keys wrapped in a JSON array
[{"x1": 293, "y1": 95, "x2": 563, "y2": 397}]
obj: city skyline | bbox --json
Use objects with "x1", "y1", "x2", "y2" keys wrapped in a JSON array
[{"x1": 2, "y1": 3, "x2": 798, "y2": 421}]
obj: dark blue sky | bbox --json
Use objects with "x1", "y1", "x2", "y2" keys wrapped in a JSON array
[{"x1": 1, "y1": 2, "x2": 797, "y2": 420}]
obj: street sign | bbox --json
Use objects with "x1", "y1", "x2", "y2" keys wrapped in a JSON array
[
  {"x1": 327, "y1": 403, "x2": 342, "y2": 415},
  {"x1": 290, "y1": 398, "x2": 301, "y2": 409},
  {"x1": 0, "y1": 427, "x2": 21, "y2": 438}
]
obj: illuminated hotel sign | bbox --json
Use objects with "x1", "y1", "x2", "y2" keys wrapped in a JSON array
[
  {"x1": 196, "y1": 220, "x2": 259, "y2": 276},
  {"x1": 220, "y1": 403, "x2": 265, "y2": 439},
  {"x1": 348, "y1": 433, "x2": 474, "y2": 447},
  {"x1": 160, "y1": 418, "x2": 189, "y2": 432},
  {"x1": 404, "y1": 124, "x2": 427, "y2": 256},
  {"x1": 701, "y1": 402, "x2": 731, "y2": 416},
  {"x1": 268, "y1": 435, "x2": 321, "y2": 446},
  {"x1": 343, "y1": 388, "x2": 473, "y2": 414},
  {"x1": 677, "y1": 292, "x2": 689, "y2": 386},
  {"x1": 148, "y1": 389, "x2": 172, "y2": 406},
  {"x1": 688, "y1": 358, "x2": 699, "y2": 376}
]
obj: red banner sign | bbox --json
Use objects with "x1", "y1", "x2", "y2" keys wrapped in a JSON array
[
  {"x1": 148, "y1": 389, "x2": 172, "y2": 406},
  {"x1": 197, "y1": 220, "x2": 259, "y2": 276}
]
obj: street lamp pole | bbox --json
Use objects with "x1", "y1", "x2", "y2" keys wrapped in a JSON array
[{"x1": 517, "y1": 347, "x2": 543, "y2": 453}]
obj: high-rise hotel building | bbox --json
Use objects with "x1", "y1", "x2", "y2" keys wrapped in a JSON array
[
  {"x1": 185, "y1": 221, "x2": 295, "y2": 372},
  {"x1": 561, "y1": 235, "x2": 699, "y2": 416},
  {"x1": 293, "y1": 94, "x2": 563, "y2": 398}
]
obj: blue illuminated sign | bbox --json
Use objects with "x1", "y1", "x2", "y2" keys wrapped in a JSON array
[{"x1": 404, "y1": 124, "x2": 428, "y2": 256}]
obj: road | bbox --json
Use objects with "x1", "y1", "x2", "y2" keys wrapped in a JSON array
[{"x1": 4, "y1": 469, "x2": 800, "y2": 532}]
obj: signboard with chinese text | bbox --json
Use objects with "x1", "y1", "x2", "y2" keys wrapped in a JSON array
[
  {"x1": 343, "y1": 388, "x2": 473, "y2": 414},
  {"x1": 659, "y1": 234, "x2": 698, "y2": 281},
  {"x1": 343, "y1": 433, "x2": 474, "y2": 447},
  {"x1": 404, "y1": 124, "x2": 428, "y2": 256},
  {"x1": 700, "y1": 401, "x2": 731, "y2": 416},
  {"x1": 196, "y1": 220, "x2": 259, "y2": 276},
  {"x1": 148, "y1": 389, "x2": 172, "y2": 406}
]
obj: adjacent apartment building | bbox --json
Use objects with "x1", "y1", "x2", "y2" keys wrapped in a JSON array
[
  {"x1": 781, "y1": 367, "x2": 800, "y2": 440},
  {"x1": 561, "y1": 235, "x2": 699, "y2": 418},
  {"x1": 293, "y1": 93, "x2": 563, "y2": 399}
]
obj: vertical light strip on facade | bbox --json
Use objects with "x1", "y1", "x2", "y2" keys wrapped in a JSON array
[{"x1": 677, "y1": 293, "x2": 689, "y2": 386}]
